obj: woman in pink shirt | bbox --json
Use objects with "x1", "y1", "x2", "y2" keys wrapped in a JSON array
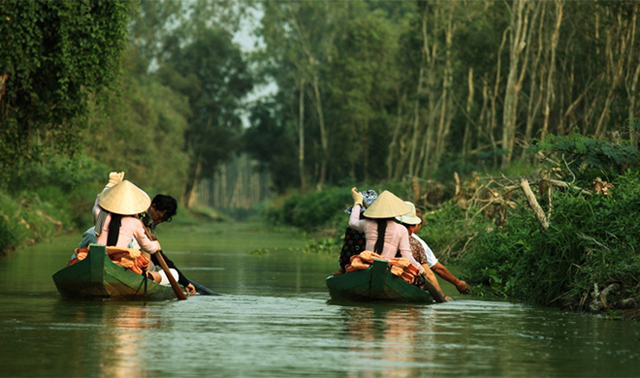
[
  {"x1": 94, "y1": 180, "x2": 160, "y2": 254},
  {"x1": 348, "y1": 188, "x2": 425, "y2": 275}
]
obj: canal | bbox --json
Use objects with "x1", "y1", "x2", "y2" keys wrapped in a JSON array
[{"x1": 0, "y1": 222, "x2": 638, "y2": 377}]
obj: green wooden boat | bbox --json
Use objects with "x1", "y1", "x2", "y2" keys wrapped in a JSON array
[
  {"x1": 326, "y1": 258, "x2": 434, "y2": 303},
  {"x1": 52, "y1": 244, "x2": 178, "y2": 301}
]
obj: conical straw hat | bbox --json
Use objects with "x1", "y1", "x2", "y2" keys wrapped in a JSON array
[
  {"x1": 98, "y1": 180, "x2": 151, "y2": 215},
  {"x1": 363, "y1": 190, "x2": 413, "y2": 219},
  {"x1": 395, "y1": 201, "x2": 422, "y2": 225}
]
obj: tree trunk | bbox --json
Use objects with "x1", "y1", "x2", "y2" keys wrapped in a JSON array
[
  {"x1": 462, "y1": 67, "x2": 474, "y2": 157},
  {"x1": 388, "y1": 90, "x2": 406, "y2": 180},
  {"x1": 520, "y1": 178, "x2": 549, "y2": 230},
  {"x1": 629, "y1": 62, "x2": 640, "y2": 146},
  {"x1": 521, "y1": 2, "x2": 545, "y2": 159},
  {"x1": 418, "y1": 4, "x2": 438, "y2": 177},
  {"x1": 625, "y1": 4, "x2": 640, "y2": 146},
  {"x1": 501, "y1": 0, "x2": 530, "y2": 168},
  {"x1": 186, "y1": 157, "x2": 203, "y2": 209},
  {"x1": 298, "y1": 78, "x2": 306, "y2": 192},
  {"x1": 540, "y1": 0, "x2": 564, "y2": 141},
  {"x1": 409, "y1": 95, "x2": 421, "y2": 177},
  {"x1": 491, "y1": 29, "x2": 509, "y2": 168},
  {"x1": 594, "y1": 13, "x2": 632, "y2": 137},
  {"x1": 312, "y1": 76, "x2": 328, "y2": 184},
  {"x1": 433, "y1": 9, "x2": 454, "y2": 171}
]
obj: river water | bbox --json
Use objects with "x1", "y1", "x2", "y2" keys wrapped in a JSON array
[{"x1": 1, "y1": 222, "x2": 639, "y2": 377}]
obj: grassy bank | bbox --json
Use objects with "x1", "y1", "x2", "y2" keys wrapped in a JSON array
[{"x1": 0, "y1": 157, "x2": 105, "y2": 256}]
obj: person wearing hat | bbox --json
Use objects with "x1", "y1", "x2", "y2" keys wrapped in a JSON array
[
  {"x1": 331, "y1": 189, "x2": 378, "y2": 276},
  {"x1": 94, "y1": 179, "x2": 161, "y2": 253},
  {"x1": 90, "y1": 174, "x2": 196, "y2": 296},
  {"x1": 409, "y1": 207, "x2": 470, "y2": 295},
  {"x1": 347, "y1": 188, "x2": 426, "y2": 276},
  {"x1": 396, "y1": 201, "x2": 451, "y2": 301}
]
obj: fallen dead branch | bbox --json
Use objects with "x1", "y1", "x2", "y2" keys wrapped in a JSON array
[{"x1": 520, "y1": 179, "x2": 549, "y2": 230}]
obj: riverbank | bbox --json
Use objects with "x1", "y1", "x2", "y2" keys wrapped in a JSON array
[
  {"x1": 265, "y1": 161, "x2": 640, "y2": 320},
  {"x1": 448, "y1": 170, "x2": 640, "y2": 321}
]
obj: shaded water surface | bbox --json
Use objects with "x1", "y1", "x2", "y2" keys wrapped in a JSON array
[{"x1": 1, "y1": 222, "x2": 639, "y2": 377}]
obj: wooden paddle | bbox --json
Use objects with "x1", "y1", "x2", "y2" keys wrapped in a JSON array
[
  {"x1": 188, "y1": 279, "x2": 219, "y2": 296},
  {"x1": 420, "y1": 273, "x2": 447, "y2": 303},
  {"x1": 154, "y1": 250, "x2": 187, "y2": 300},
  {"x1": 140, "y1": 219, "x2": 187, "y2": 300}
]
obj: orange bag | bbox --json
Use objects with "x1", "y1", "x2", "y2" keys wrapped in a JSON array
[
  {"x1": 66, "y1": 246, "x2": 149, "y2": 276},
  {"x1": 106, "y1": 247, "x2": 149, "y2": 275},
  {"x1": 388, "y1": 257, "x2": 418, "y2": 284},
  {"x1": 359, "y1": 250, "x2": 384, "y2": 264},
  {"x1": 67, "y1": 247, "x2": 89, "y2": 266},
  {"x1": 348, "y1": 256, "x2": 370, "y2": 271}
]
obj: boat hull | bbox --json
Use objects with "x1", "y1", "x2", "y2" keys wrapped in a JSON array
[
  {"x1": 52, "y1": 244, "x2": 178, "y2": 301},
  {"x1": 326, "y1": 258, "x2": 434, "y2": 303}
]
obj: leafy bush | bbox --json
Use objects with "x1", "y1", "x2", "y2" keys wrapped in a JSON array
[
  {"x1": 5, "y1": 155, "x2": 106, "y2": 229},
  {"x1": 461, "y1": 169, "x2": 640, "y2": 307},
  {"x1": 529, "y1": 133, "x2": 640, "y2": 183},
  {"x1": 264, "y1": 186, "x2": 352, "y2": 231},
  {"x1": 417, "y1": 201, "x2": 484, "y2": 258},
  {"x1": 0, "y1": 216, "x2": 16, "y2": 254}
]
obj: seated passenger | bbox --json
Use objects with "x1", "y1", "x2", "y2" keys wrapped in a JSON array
[
  {"x1": 332, "y1": 189, "x2": 378, "y2": 276},
  {"x1": 94, "y1": 179, "x2": 160, "y2": 254},
  {"x1": 347, "y1": 188, "x2": 426, "y2": 276}
]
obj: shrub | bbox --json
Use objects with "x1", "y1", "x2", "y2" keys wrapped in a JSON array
[{"x1": 461, "y1": 168, "x2": 640, "y2": 307}]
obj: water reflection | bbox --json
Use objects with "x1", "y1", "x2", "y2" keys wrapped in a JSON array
[
  {"x1": 337, "y1": 300, "x2": 594, "y2": 377},
  {"x1": 98, "y1": 305, "x2": 155, "y2": 378},
  {"x1": 342, "y1": 305, "x2": 430, "y2": 377}
]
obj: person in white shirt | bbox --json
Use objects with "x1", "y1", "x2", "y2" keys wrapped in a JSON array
[{"x1": 410, "y1": 207, "x2": 470, "y2": 294}]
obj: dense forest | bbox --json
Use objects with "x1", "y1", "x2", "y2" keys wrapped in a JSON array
[{"x1": 1, "y1": 0, "x2": 640, "y2": 246}]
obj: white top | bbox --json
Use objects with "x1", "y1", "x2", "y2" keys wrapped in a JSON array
[{"x1": 411, "y1": 233, "x2": 438, "y2": 268}]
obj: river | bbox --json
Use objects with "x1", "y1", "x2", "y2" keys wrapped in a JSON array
[{"x1": 0, "y1": 222, "x2": 638, "y2": 377}]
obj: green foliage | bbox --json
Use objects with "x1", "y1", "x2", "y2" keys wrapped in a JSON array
[
  {"x1": 0, "y1": 186, "x2": 81, "y2": 254},
  {"x1": 304, "y1": 235, "x2": 343, "y2": 255},
  {"x1": 461, "y1": 169, "x2": 640, "y2": 306},
  {"x1": 84, "y1": 48, "x2": 191, "y2": 198},
  {"x1": 0, "y1": 0, "x2": 133, "y2": 173},
  {"x1": 0, "y1": 215, "x2": 16, "y2": 254},
  {"x1": 2, "y1": 154, "x2": 106, "y2": 231},
  {"x1": 416, "y1": 201, "x2": 486, "y2": 257},
  {"x1": 160, "y1": 28, "x2": 253, "y2": 198},
  {"x1": 530, "y1": 134, "x2": 640, "y2": 182},
  {"x1": 264, "y1": 186, "x2": 352, "y2": 231}
]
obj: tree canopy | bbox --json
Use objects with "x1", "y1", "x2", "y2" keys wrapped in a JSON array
[
  {"x1": 0, "y1": 0, "x2": 132, "y2": 174},
  {"x1": 248, "y1": 0, "x2": 640, "y2": 192}
]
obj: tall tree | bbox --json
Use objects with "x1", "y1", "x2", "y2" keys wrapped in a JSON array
[
  {"x1": 329, "y1": 4, "x2": 402, "y2": 182},
  {"x1": 161, "y1": 29, "x2": 253, "y2": 207},
  {"x1": 86, "y1": 47, "x2": 191, "y2": 197},
  {"x1": 501, "y1": 0, "x2": 532, "y2": 168},
  {"x1": 260, "y1": 1, "x2": 348, "y2": 186}
]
